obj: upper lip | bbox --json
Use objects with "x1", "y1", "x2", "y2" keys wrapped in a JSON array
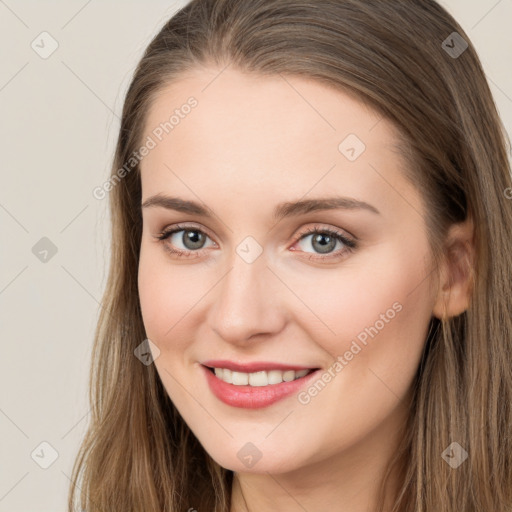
[{"x1": 202, "y1": 359, "x2": 319, "y2": 373}]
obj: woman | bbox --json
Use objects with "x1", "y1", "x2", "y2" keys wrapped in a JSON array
[{"x1": 68, "y1": 1, "x2": 512, "y2": 510}]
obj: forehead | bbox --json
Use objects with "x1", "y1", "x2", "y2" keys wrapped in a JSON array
[{"x1": 139, "y1": 67, "x2": 420, "y2": 220}]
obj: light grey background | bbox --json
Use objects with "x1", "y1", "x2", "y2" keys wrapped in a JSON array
[{"x1": 0, "y1": 1, "x2": 511, "y2": 510}]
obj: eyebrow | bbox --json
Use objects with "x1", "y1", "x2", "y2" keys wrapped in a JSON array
[{"x1": 141, "y1": 194, "x2": 380, "y2": 221}]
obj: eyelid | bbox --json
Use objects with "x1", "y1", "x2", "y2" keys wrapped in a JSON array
[
  {"x1": 154, "y1": 222, "x2": 354, "y2": 242},
  {"x1": 292, "y1": 223, "x2": 357, "y2": 245},
  {"x1": 154, "y1": 222, "x2": 357, "y2": 260},
  {"x1": 155, "y1": 222, "x2": 216, "y2": 242},
  {"x1": 289, "y1": 224, "x2": 357, "y2": 256},
  {"x1": 154, "y1": 222, "x2": 217, "y2": 254}
]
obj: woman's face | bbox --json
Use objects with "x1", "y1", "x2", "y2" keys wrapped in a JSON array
[{"x1": 138, "y1": 67, "x2": 438, "y2": 475}]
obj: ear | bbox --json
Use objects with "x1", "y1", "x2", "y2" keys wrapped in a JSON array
[{"x1": 432, "y1": 216, "x2": 475, "y2": 320}]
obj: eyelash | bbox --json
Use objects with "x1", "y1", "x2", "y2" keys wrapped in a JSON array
[{"x1": 154, "y1": 223, "x2": 357, "y2": 262}]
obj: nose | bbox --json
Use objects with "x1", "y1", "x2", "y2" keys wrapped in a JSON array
[{"x1": 207, "y1": 251, "x2": 288, "y2": 346}]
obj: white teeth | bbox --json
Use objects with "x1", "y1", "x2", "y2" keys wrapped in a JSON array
[
  {"x1": 283, "y1": 370, "x2": 295, "y2": 382},
  {"x1": 248, "y1": 371, "x2": 267, "y2": 387},
  {"x1": 268, "y1": 370, "x2": 284, "y2": 385},
  {"x1": 212, "y1": 367, "x2": 311, "y2": 386},
  {"x1": 223, "y1": 368, "x2": 233, "y2": 384},
  {"x1": 231, "y1": 371, "x2": 249, "y2": 385}
]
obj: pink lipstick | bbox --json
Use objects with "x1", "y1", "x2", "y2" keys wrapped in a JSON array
[{"x1": 200, "y1": 361, "x2": 320, "y2": 409}]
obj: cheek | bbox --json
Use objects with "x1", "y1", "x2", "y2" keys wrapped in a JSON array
[
  {"x1": 138, "y1": 244, "x2": 178, "y2": 342},
  {"x1": 137, "y1": 243, "x2": 211, "y2": 351},
  {"x1": 284, "y1": 246, "x2": 433, "y2": 447},
  {"x1": 294, "y1": 243, "x2": 434, "y2": 380}
]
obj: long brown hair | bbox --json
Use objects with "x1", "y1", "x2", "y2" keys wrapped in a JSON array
[{"x1": 68, "y1": 1, "x2": 512, "y2": 510}]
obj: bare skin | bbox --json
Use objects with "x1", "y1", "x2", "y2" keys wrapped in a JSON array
[{"x1": 137, "y1": 66, "x2": 474, "y2": 511}]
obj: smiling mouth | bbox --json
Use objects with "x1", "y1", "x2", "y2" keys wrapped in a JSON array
[{"x1": 204, "y1": 365, "x2": 319, "y2": 387}]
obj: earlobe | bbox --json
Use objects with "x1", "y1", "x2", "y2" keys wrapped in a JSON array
[{"x1": 432, "y1": 217, "x2": 475, "y2": 320}]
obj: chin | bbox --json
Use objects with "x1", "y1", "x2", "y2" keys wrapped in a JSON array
[{"x1": 203, "y1": 443, "x2": 303, "y2": 474}]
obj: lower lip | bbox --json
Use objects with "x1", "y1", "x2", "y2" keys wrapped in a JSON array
[{"x1": 201, "y1": 365, "x2": 320, "y2": 409}]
